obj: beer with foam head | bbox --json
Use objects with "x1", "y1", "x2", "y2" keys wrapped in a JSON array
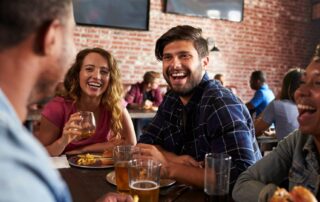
[
  {"x1": 128, "y1": 159, "x2": 161, "y2": 202},
  {"x1": 130, "y1": 180, "x2": 159, "y2": 202}
]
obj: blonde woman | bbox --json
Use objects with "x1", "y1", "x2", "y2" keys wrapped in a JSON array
[{"x1": 37, "y1": 48, "x2": 136, "y2": 156}]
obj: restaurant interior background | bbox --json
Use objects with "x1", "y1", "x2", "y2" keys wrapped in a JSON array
[{"x1": 73, "y1": 0, "x2": 320, "y2": 102}]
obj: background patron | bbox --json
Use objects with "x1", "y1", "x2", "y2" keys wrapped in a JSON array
[
  {"x1": 246, "y1": 70, "x2": 275, "y2": 118},
  {"x1": 254, "y1": 68, "x2": 303, "y2": 140},
  {"x1": 125, "y1": 71, "x2": 163, "y2": 110}
]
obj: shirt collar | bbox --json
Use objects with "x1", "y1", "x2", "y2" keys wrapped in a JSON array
[
  {"x1": 303, "y1": 135, "x2": 318, "y2": 153},
  {"x1": 184, "y1": 73, "x2": 210, "y2": 109},
  {"x1": 260, "y1": 84, "x2": 268, "y2": 90},
  {"x1": 0, "y1": 88, "x2": 21, "y2": 125}
]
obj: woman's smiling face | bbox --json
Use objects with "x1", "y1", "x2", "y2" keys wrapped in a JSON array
[
  {"x1": 79, "y1": 52, "x2": 110, "y2": 98},
  {"x1": 294, "y1": 60, "x2": 320, "y2": 136}
]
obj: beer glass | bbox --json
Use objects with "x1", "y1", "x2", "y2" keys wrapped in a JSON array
[
  {"x1": 113, "y1": 145, "x2": 140, "y2": 193},
  {"x1": 128, "y1": 159, "x2": 161, "y2": 202},
  {"x1": 204, "y1": 153, "x2": 231, "y2": 202}
]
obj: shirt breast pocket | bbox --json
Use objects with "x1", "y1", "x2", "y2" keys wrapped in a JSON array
[
  {"x1": 289, "y1": 165, "x2": 305, "y2": 185},
  {"x1": 288, "y1": 164, "x2": 316, "y2": 192}
]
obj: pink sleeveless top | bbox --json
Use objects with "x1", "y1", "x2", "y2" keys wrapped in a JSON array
[{"x1": 42, "y1": 96, "x2": 113, "y2": 153}]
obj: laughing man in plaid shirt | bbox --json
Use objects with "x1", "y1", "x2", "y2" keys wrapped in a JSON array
[{"x1": 137, "y1": 25, "x2": 262, "y2": 192}]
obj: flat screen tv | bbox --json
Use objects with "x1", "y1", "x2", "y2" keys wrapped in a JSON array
[
  {"x1": 73, "y1": 0, "x2": 150, "y2": 30},
  {"x1": 165, "y1": 0, "x2": 244, "y2": 22}
]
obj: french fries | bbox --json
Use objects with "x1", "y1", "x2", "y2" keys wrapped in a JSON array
[
  {"x1": 76, "y1": 153, "x2": 114, "y2": 166},
  {"x1": 77, "y1": 153, "x2": 96, "y2": 165}
]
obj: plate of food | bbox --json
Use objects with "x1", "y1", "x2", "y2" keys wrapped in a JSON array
[
  {"x1": 106, "y1": 171, "x2": 176, "y2": 188},
  {"x1": 68, "y1": 153, "x2": 114, "y2": 169}
]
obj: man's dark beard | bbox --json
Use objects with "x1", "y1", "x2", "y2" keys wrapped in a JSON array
[{"x1": 176, "y1": 87, "x2": 195, "y2": 97}]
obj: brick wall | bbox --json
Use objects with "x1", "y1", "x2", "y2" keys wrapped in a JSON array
[{"x1": 74, "y1": 0, "x2": 320, "y2": 102}]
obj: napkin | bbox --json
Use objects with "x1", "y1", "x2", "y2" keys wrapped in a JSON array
[{"x1": 51, "y1": 155, "x2": 70, "y2": 169}]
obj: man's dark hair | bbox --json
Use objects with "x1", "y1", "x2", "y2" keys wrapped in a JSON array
[
  {"x1": 251, "y1": 70, "x2": 266, "y2": 82},
  {"x1": 155, "y1": 25, "x2": 209, "y2": 60},
  {"x1": 0, "y1": 0, "x2": 72, "y2": 51}
]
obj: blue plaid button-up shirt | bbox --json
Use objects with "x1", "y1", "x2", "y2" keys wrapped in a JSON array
[{"x1": 139, "y1": 73, "x2": 262, "y2": 188}]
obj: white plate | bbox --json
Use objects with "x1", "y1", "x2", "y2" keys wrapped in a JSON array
[{"x1": 106, "y1": 171, "x2": 176, "y2": 188}]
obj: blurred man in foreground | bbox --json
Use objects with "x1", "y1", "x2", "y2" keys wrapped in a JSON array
[{"x1": 0, "y1": 1, "x2": 132, "y2": 201}]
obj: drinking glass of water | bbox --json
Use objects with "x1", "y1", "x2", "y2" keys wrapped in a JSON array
[{"x1": 204, "y1": 153, "x2": 231, "y2": 202}]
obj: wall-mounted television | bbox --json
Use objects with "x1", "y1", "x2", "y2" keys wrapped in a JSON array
[
  {"x1": 73, "y1": 0, "x2": 150, "y2": 30},
  {"x1": 165, "y1": 0, "x2": 244, "y2": 22}
]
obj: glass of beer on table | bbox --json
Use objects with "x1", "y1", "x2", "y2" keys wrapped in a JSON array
[
  {"x1": 204, "y1": 153, "x2": 231, "y2": 202},
  {"x1": 128, "y1": 159, "x2": 161, "y2": 202},
  {"x1": 113, "y1": 145, "x2": 140, "y2": 193}
]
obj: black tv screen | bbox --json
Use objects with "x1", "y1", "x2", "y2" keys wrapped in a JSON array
[
  {"x1": 165, "y1": 0, "x2": 243, "y2": 22},
  {"x1": 73, "y1": 0, "x2": 150, "y2": 30}
]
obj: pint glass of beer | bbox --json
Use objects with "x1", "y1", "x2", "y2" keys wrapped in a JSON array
[
  {"x1": 113, "y1": 145, "x2": 140, "y2": 193},
  {"x1": 128, "y1": 159, "x2": 161, "y2": 202}
]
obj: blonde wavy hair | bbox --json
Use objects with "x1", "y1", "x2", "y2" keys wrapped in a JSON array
[{"x1": 63, "y1": 48, "x2": 123, "y2": 138}]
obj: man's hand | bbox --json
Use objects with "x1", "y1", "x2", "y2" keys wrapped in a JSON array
[
  {"x1": 136, "y1": 143, "x2": 169, "y2": 177},
  {"x1": 96, "y1": 192, "x2": 133, "y2": 202},
  {"x1": 172, "y1": 155, "x2": 201, "y2": 167},
  {"x1": 155, "y1": 146, "x2": 201, "y2": 167}
]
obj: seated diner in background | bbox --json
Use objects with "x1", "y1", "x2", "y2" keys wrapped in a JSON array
[
  {"x1": 214, "y1": 73, "x2": 239, "y2": 96},
  {"x1": 36, "y1": 48, "x2": 136, "y2": 156},
  {"x1": 232, "y1": 44, "x2": 320, "y2": 202},
  {"x1": 137, "y1": 25, "x2": 262, "y2": 193},
  {"x1": 254, "y1": 68, "x2": 303, "y2": 140},
  {"x1": 214, "y1": 73, "x2": 225, "y2": 86},
  {"x1": 246, "y1": 70, "x2": 275, "y2": 118},
  {"x1": 125, "y1": 71, "x2": 163, "y2": 110}
]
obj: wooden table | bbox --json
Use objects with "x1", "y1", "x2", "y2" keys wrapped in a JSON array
[{"x1": 59, "y1": 167, "x2": 206, "y2": 202}]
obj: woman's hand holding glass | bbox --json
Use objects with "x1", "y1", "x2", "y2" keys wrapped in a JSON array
[{"x1": 61, "y1": 111, "x2": 96, "y2": 145}]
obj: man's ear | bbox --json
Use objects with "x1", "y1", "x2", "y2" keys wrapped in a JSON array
[
  {"x1": 201, "y1": 56, "x2": 209, "y2": 70},
  {"x1": 33, "y1": 19, "x2": 62, "y2": 56}
]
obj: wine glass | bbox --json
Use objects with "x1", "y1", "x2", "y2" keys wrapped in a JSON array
[{"x1": 78, "y1": 111, "x2": 96, "y2": 139}]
